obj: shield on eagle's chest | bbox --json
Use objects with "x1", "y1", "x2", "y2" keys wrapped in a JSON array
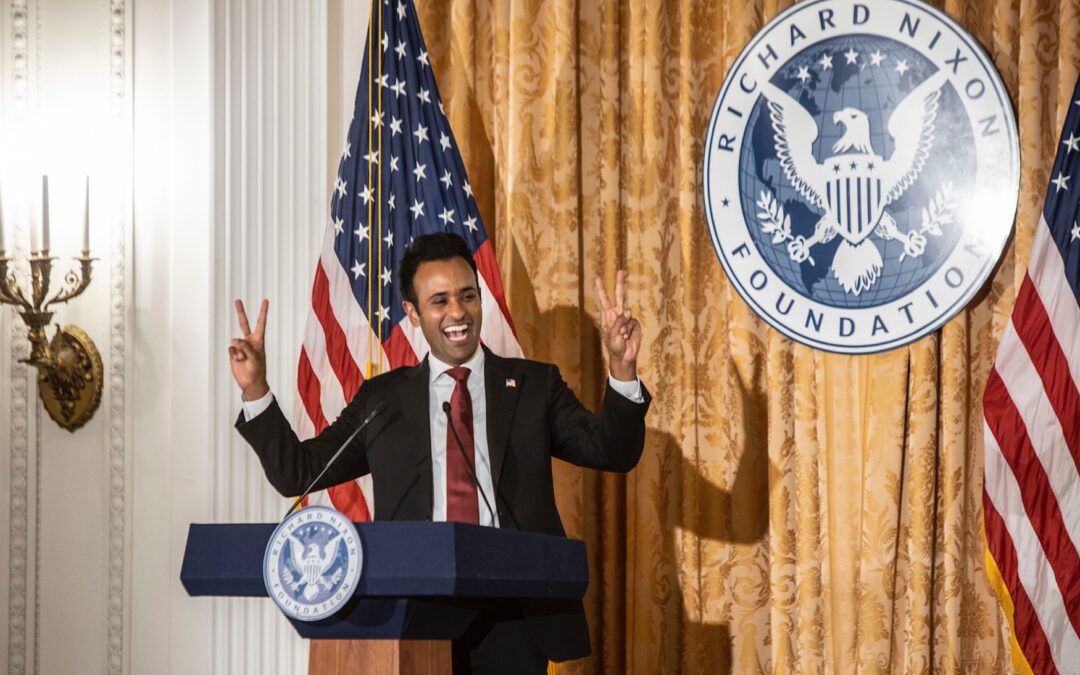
[
  {"x1": 824, "y1": 153, "x2": 885, "y2": 244},
  {"x1": 304, "y1": 557, "x2": 321, "y2": 584}
]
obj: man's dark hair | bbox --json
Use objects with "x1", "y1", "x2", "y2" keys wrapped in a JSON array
[{"x1": 398, "y1": 232, "x2": 479, "y2": 306}]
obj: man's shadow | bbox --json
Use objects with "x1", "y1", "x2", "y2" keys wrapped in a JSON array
[
  {"x1": 517, "y1": 284, "x2": 769, "y2": 673},
  {"x1": 505, "y1": 239, "x2": 768, "y2": 669}
]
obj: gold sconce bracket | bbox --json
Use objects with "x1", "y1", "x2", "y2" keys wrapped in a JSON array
[
  {"x1": 2, "y1": 252, "x2": 102, "y2": 431},
  {"x1": 32, "y1": 324, "x2": 103, "y2": 431}
]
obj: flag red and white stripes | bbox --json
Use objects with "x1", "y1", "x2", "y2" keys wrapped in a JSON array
[{"x1": 983, "y1": 77, "x2": 1080, "y2": 675}]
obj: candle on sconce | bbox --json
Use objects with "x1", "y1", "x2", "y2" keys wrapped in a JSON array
[
  {"x1": 30, "y1": 195, "x2": 40, "y2": 253},
  {"x1": 41, "y1": 175, "x2": 50, "y2": 253},
  {"x1": 82, "y1": 176, "x2": 90, "y2": 254}
]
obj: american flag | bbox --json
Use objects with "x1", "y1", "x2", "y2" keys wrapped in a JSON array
[
  {"x1": 293, "y1": 0, "x2": 521, "y2": 521},
  {"x1": 983, "y1": 76, "x2": 1080, "y2": 674}
]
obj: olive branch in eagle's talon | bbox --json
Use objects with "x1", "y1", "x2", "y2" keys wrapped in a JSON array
[{"x1": 757, "y1": 189, "x2": 816, "y2": 266}]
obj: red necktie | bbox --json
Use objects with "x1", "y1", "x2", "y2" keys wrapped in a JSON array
[{"x1": 445, "y1": 366, "x2": 479, "y2": 524}]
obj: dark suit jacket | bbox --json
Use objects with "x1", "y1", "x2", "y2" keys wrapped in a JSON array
[{"x1": 236, "y1": 346, "x2": 651, "y2": 661}]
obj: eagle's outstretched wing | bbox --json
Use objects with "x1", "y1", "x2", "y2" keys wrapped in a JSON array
[
  {"x1": 319, "y1": 534, "x2": 343, "y2": 577},
  {"x1": 287, "y1": 534, "x2": 307, "y2": 574},
  {"x1": 880, "y1": 71, "x2": 947, "y2": 205},
  {"x1": 760, "y1": 81, "x2": 828, "y2": 210}
]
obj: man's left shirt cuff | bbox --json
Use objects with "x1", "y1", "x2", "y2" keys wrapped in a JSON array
[{"x1": 608, "y1": 375, "x2": 644, "y2": 403}]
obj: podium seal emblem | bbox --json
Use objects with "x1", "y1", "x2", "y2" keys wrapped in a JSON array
[
  {"x1": 703, "y1": 0, "x2": 1018, "y2": 353},
  {"x1": 263, "y1": 506, "x2": 363, "y2": 621}
]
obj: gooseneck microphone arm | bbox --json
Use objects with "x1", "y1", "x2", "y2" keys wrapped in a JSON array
[
  {"x1": 284, "y1": 401, "x2": 387, "y2": 520},
  {"x1": 441, "y1": 400, "x2": 502, "y2": 526}
]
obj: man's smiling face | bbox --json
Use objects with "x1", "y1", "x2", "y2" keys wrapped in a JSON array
[{"x1": 402, "y1": 256, "x2": 482, "y2": 365}]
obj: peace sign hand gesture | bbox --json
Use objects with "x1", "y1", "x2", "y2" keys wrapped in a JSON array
[
  {"x1": 229, "y1": 299, "x2": 270, "y2": 400},
  {"x1": 595, "y1": 270, "x2": 642, "y2": 382}
]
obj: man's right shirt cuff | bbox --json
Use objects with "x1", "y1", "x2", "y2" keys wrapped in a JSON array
[{"x1": 241, "y1": 391, "x2": 274, "y2": 421}]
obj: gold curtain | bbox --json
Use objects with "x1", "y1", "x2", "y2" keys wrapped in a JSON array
[{"x1": 416, "y1": 0, "x2": 1080, "y2": 672}]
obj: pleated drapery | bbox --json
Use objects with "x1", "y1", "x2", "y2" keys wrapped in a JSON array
[{"x1": 414, "y1": 1, "x2": 1080, "y2": 672}]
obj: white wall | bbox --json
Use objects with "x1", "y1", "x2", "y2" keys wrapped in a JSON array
[{"x1": 0, "y1": 0, "x2": 367, "y2": 672}]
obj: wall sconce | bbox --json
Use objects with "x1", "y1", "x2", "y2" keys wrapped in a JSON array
[{"x1": 0, "y1": 176, "x2": 102, "y2": 431}]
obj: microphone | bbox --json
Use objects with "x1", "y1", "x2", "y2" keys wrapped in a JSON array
[
  {"x1": 283, "y1": 401, "x2": 387, "y2": 519},
  {"x1": 442, "y1": 399, "x2": 501, "y2": 527}
]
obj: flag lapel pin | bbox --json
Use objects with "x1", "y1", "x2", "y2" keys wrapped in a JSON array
[{"x1": 505, "y1": 378, "x2": 516, "y2": 388}]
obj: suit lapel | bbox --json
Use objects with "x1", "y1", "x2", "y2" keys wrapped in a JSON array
[{"x1": 483, "y1": 347, "x2": 523, "y2": 487}]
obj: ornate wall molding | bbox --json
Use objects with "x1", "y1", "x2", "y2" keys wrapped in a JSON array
[
  {"x1": 107, "y1": 1, "x2": 130, "y2": 671},
  {"x1": 107, "y1": 205, "x2": 126, "y2": 675},
  {"x1": 8, "y1": 2, "x2": 33, "y2": 673},
  {"x1": 10, "y1": 0, "x2": 28, "y2": 104},
  {"x1": 7, "y1": 323, "x2": 30, "y2": 675}
]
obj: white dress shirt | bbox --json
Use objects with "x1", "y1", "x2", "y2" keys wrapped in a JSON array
[
  {"x1": 241, "y1": 348, "x2": 644, "y2": 526},
  {"x1": 427, "y1": 347, "x2": 499, "y2": 526}
]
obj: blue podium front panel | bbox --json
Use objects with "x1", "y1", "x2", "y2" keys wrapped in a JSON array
[{"x1": 180, "y1": 520, "x2": 588, "y2": 639}]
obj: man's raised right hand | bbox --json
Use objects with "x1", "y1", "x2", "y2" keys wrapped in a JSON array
[{"x1": 229, "y1": 298, "x2": 270, "y2": 401}]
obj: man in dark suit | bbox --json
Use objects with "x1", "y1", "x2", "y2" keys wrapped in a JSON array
[{"x1": 228, "y1": 233, "x2": 649, "y2": 674}]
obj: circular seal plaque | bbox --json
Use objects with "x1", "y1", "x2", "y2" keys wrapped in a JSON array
[
  {"x1": 263, "y1": 506, "x2": 363, "y2": 621},
  {"x1": 703, "y1": 0, "x2": 1018, "y2": 353}
]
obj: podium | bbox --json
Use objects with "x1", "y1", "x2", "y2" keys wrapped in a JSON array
[{"x1": 180, "y1": 521, "x2": 588, "y2": 674}]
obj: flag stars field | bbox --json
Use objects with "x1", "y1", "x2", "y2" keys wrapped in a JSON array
[
  {"x1": 410, "y1": 199, "x2": 425, "y2": 219},
  {"x1": 1051, "y1": 172, "x2": 1070, "y2": 192}
]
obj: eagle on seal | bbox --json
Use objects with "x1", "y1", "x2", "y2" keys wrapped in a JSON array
[
  {"x1": 760, "y1": 70, "x2": 947, "y2": 295},
  {"x1": 288, "y1": 532, "x2": 343, "y2": 601}
]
